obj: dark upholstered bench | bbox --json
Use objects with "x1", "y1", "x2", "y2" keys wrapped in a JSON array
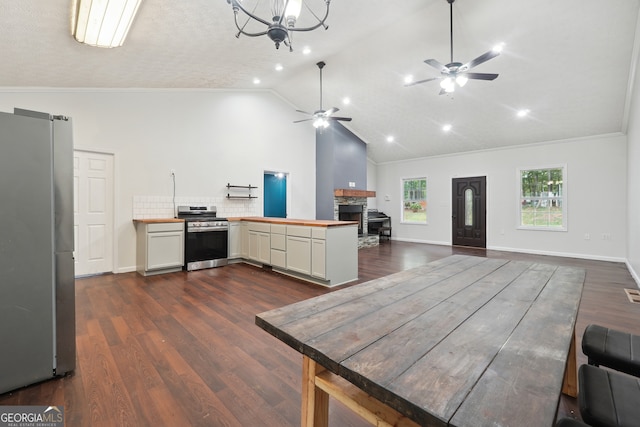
[
  {"x1": 582, "y1": 324, "x2": 640, "y2": 377},
  {"x1": 556, "y1": 418, "x2": 590, "y2": 427},
  {"x1": 578, "y1": 364, "x2": 640, "y2": 427}
]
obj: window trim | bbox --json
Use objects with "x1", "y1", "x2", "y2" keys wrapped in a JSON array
[
  {"x1": 400, "y1": 176, "x2": 428, "y2": 225},
  {"x1": 516, "y1": 164, "x2": 567, "y2": 232}
]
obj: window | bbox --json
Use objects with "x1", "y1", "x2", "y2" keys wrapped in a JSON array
[
  {"x1": 519, "y1": 166, "x2": 566, "y2": 230},
  {"x1": 402, "y1": 177, "x2": 427, "y2": 223}
]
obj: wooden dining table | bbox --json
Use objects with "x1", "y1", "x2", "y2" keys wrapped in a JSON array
[{"x1": 255, "y1": 255, "x2": 585, "y2": 427}]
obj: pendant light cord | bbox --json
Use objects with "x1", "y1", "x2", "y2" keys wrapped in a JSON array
[
  {"x1": 449, "y1": 0, "x2": 454, "y2": 63},
  {"x1": 318, "y1": 63, "x2": 324, "y2": 109}
]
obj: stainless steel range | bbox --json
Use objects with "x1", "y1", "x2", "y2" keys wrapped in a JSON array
[{"x1": 177, "y1": 206, "x2": 229, "y2": 271}]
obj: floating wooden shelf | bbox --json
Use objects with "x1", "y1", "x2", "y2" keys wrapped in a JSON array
[{"x1": 334, "y1": 189, "x2": 376, "y2": 198}]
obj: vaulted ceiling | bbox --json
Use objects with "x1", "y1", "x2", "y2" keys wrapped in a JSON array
[{"x1": 1, "y1": 0, "x2": 638, "y2": 163}]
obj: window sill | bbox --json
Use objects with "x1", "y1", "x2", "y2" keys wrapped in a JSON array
[{"x1": 517, "y1": 226, "x2": 567, "y2": 232}]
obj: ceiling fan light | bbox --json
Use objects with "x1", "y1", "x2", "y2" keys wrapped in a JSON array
[
  {"x1": 455, "y1": 75, "x2": 468, "y2": 87},
  {"x1": 313, "y1": 117, "x2": 329, "y2": 128},
  {"x1": 440, "y1": 77, "x2": 453, "y2": 90}
]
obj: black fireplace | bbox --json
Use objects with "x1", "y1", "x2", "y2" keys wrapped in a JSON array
[{"x1": 338, "y1": 204, "x2": 363, "y2": 235}]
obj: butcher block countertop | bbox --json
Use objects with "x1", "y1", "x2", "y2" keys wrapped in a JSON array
[
  {"x1": 133, "y1": 218, "x2": 184, "y2": 224},
  {"x1": 227, "y1": 217, "x2": 357, "y2": 227}
]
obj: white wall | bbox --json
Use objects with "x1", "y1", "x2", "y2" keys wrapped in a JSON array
[
  {"x1": 374, "y1": 134, "x2": 628, "y2": 262},
  {"x1": 0, "y1": 89, "x2": 316, "y2": 273},
  {"x1": 627, "y1": 38, "x2": 640, "y2": 284}
]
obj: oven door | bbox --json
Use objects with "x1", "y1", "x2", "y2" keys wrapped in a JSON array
[{"x1": 185, "y1": 228, "x2": 228, "y2": 270}]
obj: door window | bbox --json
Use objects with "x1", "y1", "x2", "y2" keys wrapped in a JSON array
[{"x1": 464, "y1": 188, "x2": 473, "y2": 226}]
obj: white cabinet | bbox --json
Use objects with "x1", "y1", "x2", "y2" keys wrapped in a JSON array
[
  {"x1": 270, "y1": 224, "x2": 287, "y2": 268},
  {"x1": 311, "y1": 227, "x2": 326, "y2": 279},
  {"x1": 136, "y1": 221, "x2": 184, "y2": 276},
  {"x1": 233, "y1": 219, "x2": 357, "y2": 287},
  {"x1": 286, "y1": 235, "x2": 311, "y2": 275},
  {"x1": 286, "y1": 225, "x2": 312, "y2": 275},
  {"x1": 248, "y1": 222, "x2": 271, "y2": 265},
  {"x1": 228, "y1": 221, "x2": 242, "y2": 259},
  {"x1": 241, "y1": 221, "x2": 249, "y2": 258}
]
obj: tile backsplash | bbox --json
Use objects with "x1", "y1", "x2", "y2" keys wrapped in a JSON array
[{"x1": 132, "y1": 195, "x2": 259, "y2": 219}]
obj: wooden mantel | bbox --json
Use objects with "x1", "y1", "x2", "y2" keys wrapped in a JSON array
[{"x1": 334, "y1": 189, "x2": 376, "y2": 198}]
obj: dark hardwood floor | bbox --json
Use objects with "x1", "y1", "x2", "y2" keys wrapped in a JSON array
[{"x1": 1, "y1": 241, "x2": 638, "y2": 426}]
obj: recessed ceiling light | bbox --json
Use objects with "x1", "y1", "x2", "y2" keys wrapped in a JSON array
[
  {"x1": 386, "y1": 136, "x2": 395, "y2": 143},
  {"x1": 442, "y1": 124, "x2": 452, "y2": 132},
  {"x1": 517, "y1": 109, "x2": 530, "y2": 117},
  {"x1": 275, "y1": 63, "x2": 283, "y2": 71},
  {"x1": 253, "y1": 78, "x2": 261, "y2": 85},
  {"x1": 492, "y1": 42, "x2": 505, "y2": 53},
  {"x1": 404, "y1": 75, "x2": 414, "y2": 85},
  {"x1": 342, "y1": 97, "x2": 351, "y2": 105},
  {"x1": 302, "y1": 46, "x2": 311, "y2": 55}
]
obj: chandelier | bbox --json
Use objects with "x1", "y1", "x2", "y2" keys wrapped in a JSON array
[{"x1": 226, "y1": 0, "x2": 331, "y2": 51}]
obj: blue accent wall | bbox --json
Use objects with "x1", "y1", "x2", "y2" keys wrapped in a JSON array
[
  {"x1": 264, "y1": 173, "x2": 287, "y2": 218},
  {"x1": 316, "y1": 122, "x2": 367, "y2": 220}
]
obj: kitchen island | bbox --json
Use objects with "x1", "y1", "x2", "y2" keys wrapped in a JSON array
[{"x1": 228, "y1": 217, "x2": 358, "y2": 287}]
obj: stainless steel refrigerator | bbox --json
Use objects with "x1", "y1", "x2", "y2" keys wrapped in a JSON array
[{"x1": 0, "y1": 108, "x2": 75, "y2": 394}]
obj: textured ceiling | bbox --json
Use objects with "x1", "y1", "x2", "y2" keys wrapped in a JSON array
[{"x1": 0, "y1": 0, "x2": 638, "y2": 163}]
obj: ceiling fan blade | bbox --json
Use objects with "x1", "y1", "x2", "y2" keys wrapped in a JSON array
[
  {"x1": 293, "y1": 118, "x2": 313, "y2": 123},
  {"x1": 404, "y1": 77, "x2": 440, "y2": 87},
  {"x1": 325, "y1": 107, "x2": 339, "y2": 116},
  {"x1": 296, "y1": 109, "x2": 312, "y2": 115},
  {"x1": 330, "y1": 117, "x2": 352, "y2": 122},
  {"x1": 459, "y1": 49, "x2": 500, "y2": 72},
  {"x1": 424, "y1": 59, "x2": 449, "y2": 74},
  {"x1": 464, "y1": 72, "x2": 499, "y2": 81}
]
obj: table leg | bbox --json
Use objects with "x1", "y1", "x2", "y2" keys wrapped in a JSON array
[
  {"x1": 562, "y1": 330, "x2": 578, "y2": 397},
  {"x1": 301, "y1": 356, "x2": 329, "y2": 427}
]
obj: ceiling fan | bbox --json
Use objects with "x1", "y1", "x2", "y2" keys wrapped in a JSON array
[
  {"x1": 405, "y1": 0, "x2": 502, "y2": 94},
  {"x1": 294, "y1": 61, "x2": 352, "y2": 129}
]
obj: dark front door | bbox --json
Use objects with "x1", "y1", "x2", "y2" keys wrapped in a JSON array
[{"x1": 452, "y1": 176, "x2": 486, "y2": 248}]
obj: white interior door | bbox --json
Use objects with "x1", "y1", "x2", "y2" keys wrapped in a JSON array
[{"x1": 73, "y1": 150, "x2": 114, "y2": 276}]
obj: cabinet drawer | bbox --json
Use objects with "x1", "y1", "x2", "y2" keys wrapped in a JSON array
[
  {"x1": 148, "y1": 222, "x2": 184, "y2": 233},
  {"x1": 271, "y1": 224, "x2": 286, "y2": 235},
  {"x1": 249, "y1": 222, "x2": 271, "y2": 233},
  {"x1": 287, "y1": 225, "x2": 312, "y2": 238},
  {"x1": 271, "y1": 233, "x2": 286, "y2": 250},
  {"x1": 311, "y1": 227, "x2": 326, "y2": 240}
]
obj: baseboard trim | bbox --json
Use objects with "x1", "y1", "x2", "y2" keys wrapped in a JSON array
[
  {"x1": 392, "y1": 238, "x2": 628, "y2": 264},
  {"x1": 487, "y1": 245, "x2": 626, "y2": 264},
  {"x1": 626, "y1": 260, "x2": 640, "y2": 288}
]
